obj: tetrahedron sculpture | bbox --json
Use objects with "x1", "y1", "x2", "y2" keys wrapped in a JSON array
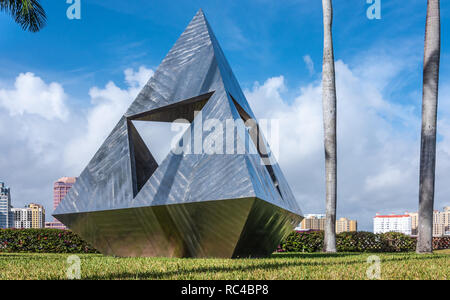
[{"x1": 54, "y1": 9, "x2": 303, "y2": 258}]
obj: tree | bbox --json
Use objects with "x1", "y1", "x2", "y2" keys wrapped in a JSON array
[
  {"x1": 417, "y1": 0, "x2": 440, "y2": 254},
  {"x1": 0, "y1": 0, "x2": 46, "y2": 32},
  {"x1": 321, "y1": 0, "x2": 337, "y2": 253}
]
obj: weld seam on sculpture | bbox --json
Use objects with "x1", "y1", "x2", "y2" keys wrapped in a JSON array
[{"x1": 54, "y1": 9, "x2": 303, "y2": 258}]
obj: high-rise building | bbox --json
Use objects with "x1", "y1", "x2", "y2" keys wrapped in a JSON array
[
  {"x1": 298, "y1": 214, "x2": 325, "y2": 231},
  {"x1": 12, "y1": 203, "x2": 45, "y2": 229},
  {"x1": 0, "y1": 182, "x2": 12, "y2": 229},
  {"x1": 433, "y1": 210, "x2": 441, "y2": 236},
  {"x1": 30, "y1": 203, "x2": 45, "y2": 228},
  {"x1": 12, "y1": 207, "x2": 32, "y2": 229},
  {"x1": 433, "y1": 207, "x2": 450, "y2": 236},
  {"x1": 373, "y1": 213, "x2": 412, "y2": 235},
  {"x1": 409, "y1": 212, "x2": 418, "y2": 235},
  {"x1": 298, "y1": 214, "x2": 357, "y2": 234},
  {"x1": 336, "y1": 217, "x2": 357, "y2": 234},
  {"x1": 46, "y1": 177, "x2": 76, "y2": 230},
  {"x1": 53, "y1": 177, "x2": 76, "y2": 210},
  {"x1": 443, "y1": 206, "x2": 450, "y2": 236},
  {"x1": 409, "y1": 207, "x2": 450, "y2": 236}
]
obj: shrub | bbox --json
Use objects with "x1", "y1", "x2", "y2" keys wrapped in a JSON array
[
  {"x1": 279, "y1": 231, "x2": 323, "y2": 252},
  {"x1": 432, "y1": 236, "x2": 450, "y2": 250},
  {"x1": 381, "y1": 232, "x2": 415, "y2": 252},
  {"x1": 0, "y1": 229, "x2": 98, "y2": 253},
  {"x1": 1, "y1": 229, "x2": 448, "y2": 254},
  {"x1": 279, "y1": 230, "x2": 446, "y2": 253},
  {"x1": 336, "y1": 231, "x2": 387, "y2": 252}
]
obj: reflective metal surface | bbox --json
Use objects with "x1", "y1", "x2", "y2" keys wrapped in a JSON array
[{"x1": 54, "y1": 9, "x2": 303, "y2": 258}]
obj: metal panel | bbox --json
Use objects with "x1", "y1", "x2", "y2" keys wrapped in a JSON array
[
  {"x1": 232, "y1": 198, "x2": 303, "y2": 258},
  {"x1": 56, "y1": 198, "x2": 255, "y2": 258}
]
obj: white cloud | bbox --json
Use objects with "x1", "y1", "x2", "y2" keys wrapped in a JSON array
[
  {"x1": 303, "y1": 55, "x2": 315, "y2": 75},
  {"x1": 124, "y1": 66, "x2": 153, "y2": 88},
  {"x1": 0, "y1": 67, "x2": 154, "y2": 215},
  {"x1": 0, "y1": 72, "x2": 68, "y2": 121},
  {"x1": 364, "y1": 167, "x2": 407, "y2": 191},
  {"x1": 245, "y1": 58, "x2": 449, "y2": 230},
  {"x1": 63, "y1": 67, "x2": 154, "y2": 173}
]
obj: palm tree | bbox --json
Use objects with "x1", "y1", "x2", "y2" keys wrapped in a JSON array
[
  {"x1": 0, "y1": 0, "x2": 46, "y2": 32},
  {"x1": 321, "y1": 0, "x2": 337, "y2": 253},
  {"x1": 417, "y1": 0, "x2": 440, "y2": 254}
]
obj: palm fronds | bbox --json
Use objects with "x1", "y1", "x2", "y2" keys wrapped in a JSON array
[{"x1": 0, "y1": 0, "x2": 46, "y2": 32}]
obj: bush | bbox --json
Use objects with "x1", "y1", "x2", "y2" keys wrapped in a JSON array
[
  {"x1": 433, "y1": 236, "x2": 450, "y2": 250},
  {"x1": 1, "y1": 229, "x2": 448, "y2": 254},
  {"x1": 279, "y1": 231, "x2": 323, "y2": 252},
  {"x1": 279, "y1": 231, "x2": 440, "y2": 253},
  {"x1": 337, "y1": 231, "x2": 387, "y2": 252},
  {"x1": 381, "y1": 232, "x2": 416, "y2": 252},
  {"x1": 0, "y1": 229, "x2": 98, "y2": 254}
]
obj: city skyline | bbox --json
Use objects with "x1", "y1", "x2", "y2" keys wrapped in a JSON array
[
  {"x1": 11, "y1": 203, "x2": 45, "y2": 229},
  {"x1": 0, "y1": 178, "x2": 76, "y2": 229},
  {"x1": 3, "y1": 176, "x2": 450, "y2": 236},
  {"x1": 297, "y1": 214, "x2": 358, "y2": 234}
]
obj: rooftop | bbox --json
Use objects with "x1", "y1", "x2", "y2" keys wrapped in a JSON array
[
  {"x1": 374, "y1": 214, "x2": 410, "y2": 218},
  {"x1": 55, "y1": 177, "x2": 77, "y2": 184}
]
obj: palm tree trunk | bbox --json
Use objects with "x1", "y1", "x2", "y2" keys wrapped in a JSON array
[
  {"x1": 322, "y1": 0, "x2": 337, "y2": 253},
  {"x1": 417, "y1": 0, "x2": 440, "y2": 254}
]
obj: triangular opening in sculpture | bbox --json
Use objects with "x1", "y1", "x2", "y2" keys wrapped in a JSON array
[
  {"x1": 132, "y1": 120, "x2": 188, "y2": 164},
  {"x1": 127, "y1": 120, "x2": 158, "y2": 196},
  {"x1": 127, "y1": 91, "x2": 215, "y2": 196},
  {"x1": 231, "y1": 96, "x2": 282, "y2": 198}
]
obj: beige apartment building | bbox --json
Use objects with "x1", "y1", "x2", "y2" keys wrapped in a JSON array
[
  {"x1": 299, "y1": 214, "x2": 325, "y2": 231},
  {"x1": 409, "y1": 212, "x2": 418, "y2": 235},
  {"x1": 12, "y1": 203, "x2": 45, "y2": 229},
  {"x1": 29, "y1": 203, "x2": 45, "y2": 228},
  {"x1": 409, "y1": 207, "x2": 450, "y2": 236},
  {"x1": 336, "y1": 217, "x2": 357, "y2": 234},
  {"x1": 299, "y1": 214, "x2": 357, "y2": 233}
]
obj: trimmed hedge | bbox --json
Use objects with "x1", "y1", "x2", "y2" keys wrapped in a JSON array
[
  {"x1": 336, "y1": 231, "x2": 386, "y2": 252},
  {"x1": 1, "y1": 229, "x2": 448, "y2": 254},
  {"x1": 279, "y1": 231, "x2": 449, "y2": 253},
  {"x1": 381, "y1": 232, "x2": 417, "y2": 252},
  {"x1": 279, "y1": 231, "x2": 324, "y2": 253},
  {"x1": 0, "y1": 229, "x2": 98, "y2": 253},
  {"x1": 433, "y1": 236, "x2": 450, "y2": 250}
]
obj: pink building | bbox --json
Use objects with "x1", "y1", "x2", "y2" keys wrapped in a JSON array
[{"x1": 45, "y1": 177, "x2": 76, "y2": 230}]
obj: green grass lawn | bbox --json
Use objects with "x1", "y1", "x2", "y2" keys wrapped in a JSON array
[{"x1": 0, "y1": 250, "x2": 448, "y2": 280}]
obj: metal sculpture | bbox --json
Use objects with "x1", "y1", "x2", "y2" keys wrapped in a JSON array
[{"x1": 54, "y1": 9, "x2": 303, "y2": 258}]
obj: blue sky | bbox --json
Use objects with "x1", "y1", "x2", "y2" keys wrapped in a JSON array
[
  {"x1": 0, "y1": 0, "x2": 449, "y2": 231},
  {"x1": 1, "y1": 0, "x2": 448, "y2": 100}
]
